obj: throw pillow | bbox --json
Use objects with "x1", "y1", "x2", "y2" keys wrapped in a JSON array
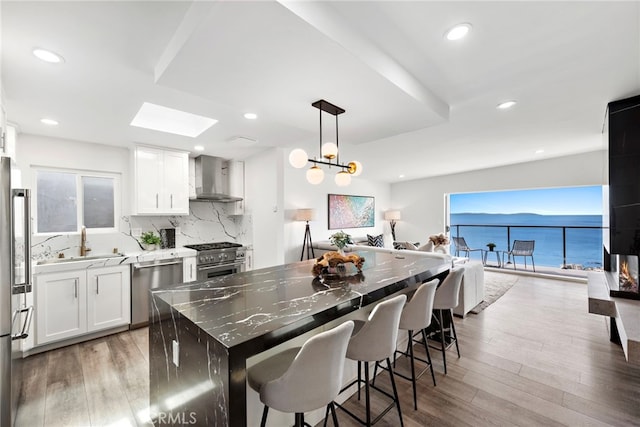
[
  {"x1": 418, "y1": 241, "x2": 434, "y2": 252},
  {"x1": 367, "y1": 234, "x2": 384, "y2": 247},
  {"x1": 394, "y1": 241, "x2": 418, "y2": 250}
]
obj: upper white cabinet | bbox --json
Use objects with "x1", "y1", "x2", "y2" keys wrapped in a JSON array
[
  {"x1": 133, "y1": 146, "x2": 189, "y2": 215},
  {"x1": 228, "y1": 160, "x2": 245, "y2": 215}
]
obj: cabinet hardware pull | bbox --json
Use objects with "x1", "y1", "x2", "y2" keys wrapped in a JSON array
[
  {"x1": 74, "y1": 282, "x2": 78, "y2": 299},
  {"x1": 156, "y1": 193, "x2": 159, "y2": 208},
  {"x1": 96, "y1": 277, "x2": 100, "y2": 295},
  {"x1": 171, "y1": 194, "x2": 173, "y2": 208}
]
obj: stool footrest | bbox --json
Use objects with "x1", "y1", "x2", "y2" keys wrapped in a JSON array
[
  {"x1": 335, "y1": 380, "x2": 396, "y2": 427},
  {"x1": 389, "y1": 349, "x2": 432, "y2": 382},
  {"x1": 336, "y1": 358, "x2": 403, "y2": 427}
]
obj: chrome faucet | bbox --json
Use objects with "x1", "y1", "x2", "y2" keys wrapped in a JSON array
[{"x1": 80, "y1": 226, "x2": 91, "y2": 256}]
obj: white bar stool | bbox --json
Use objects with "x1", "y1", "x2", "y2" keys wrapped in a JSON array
[
  {"x1": 383, "y1": 279, "x2": 439, "y2": 410},
  {"x1": 336, "y1": 294, "x2": 407, "y2": 427},
  {"x1": 247, "y1": 320, "x2": 355, "y2": 427},
  {"x1": 432, "y1": 268, "x2": 464, "y2": 374}
]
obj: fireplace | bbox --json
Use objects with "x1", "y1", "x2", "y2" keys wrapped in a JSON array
[{"x1": 607, "y1": 254, "x2": 640, "y2": 299}]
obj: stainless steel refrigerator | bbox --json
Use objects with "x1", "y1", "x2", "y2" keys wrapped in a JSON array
[{"x1": 1, "y1": 155, "x2": 32, "y2": 426}]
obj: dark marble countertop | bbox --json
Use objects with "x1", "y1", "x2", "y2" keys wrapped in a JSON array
[{"x1": 151, "y1": 250, "x2": 449, "y2": 353}]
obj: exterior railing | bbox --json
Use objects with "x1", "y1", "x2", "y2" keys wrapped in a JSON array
[{"x1": 451, "y1": 223, "x2": 604, "y2": 269}]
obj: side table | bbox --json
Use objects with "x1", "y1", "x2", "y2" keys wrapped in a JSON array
[{"x1": 482, "y1": 249, "x2": 503, "y2": 267}]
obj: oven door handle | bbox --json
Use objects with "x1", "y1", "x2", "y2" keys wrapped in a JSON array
[
  {"x1": 133, "y1": 260, "x2": 182, "y2": 270},
  {"x1": 198, "y1": 263, "x2": 243, "y2": 271}
]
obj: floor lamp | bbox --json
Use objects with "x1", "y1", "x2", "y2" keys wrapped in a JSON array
[
  {"x1": 385, "y1": 210, "x2": 401, "y2": 242},
  {"x1": 296, "y1": 209, "x2": 316, "y2": 261}
]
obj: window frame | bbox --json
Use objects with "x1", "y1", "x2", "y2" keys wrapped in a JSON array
[{"x1": 33, "y1": 167, "x2": 121, "y2": 236}]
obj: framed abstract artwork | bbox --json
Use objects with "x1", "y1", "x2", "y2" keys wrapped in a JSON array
[{"x1": 328, "y1": 194, "x2": 375, "y2": 229}]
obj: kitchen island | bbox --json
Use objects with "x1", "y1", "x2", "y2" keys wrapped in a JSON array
[{"x1": 149, "y1": 250, "x2": 450, "y2": 426}]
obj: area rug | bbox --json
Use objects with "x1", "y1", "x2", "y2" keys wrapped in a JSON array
[{"x1": 469, "y1": 271, "x2": 519, "y2": 314}]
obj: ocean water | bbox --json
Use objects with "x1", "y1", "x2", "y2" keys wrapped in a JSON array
[{"x1": 450, "y1": 213, "x2": 603, "y2": 269}]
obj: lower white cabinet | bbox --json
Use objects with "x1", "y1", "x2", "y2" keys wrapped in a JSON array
[
  {"x1": 35, "y1": 265, "x2": 130, "y2": 346},
  {"x1": 183, "y1": 256, "x2": 197, "y2": 282},
  {"x1": 87, "y1": 266, "x2": 131, "y2": 332},
  {"x1": 35, "y1": 270, "x2": 87, "y2": 344}
]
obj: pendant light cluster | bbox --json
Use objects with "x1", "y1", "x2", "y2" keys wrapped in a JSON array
[{"x1": 289, "y1": 99, "x2": 362, "y2": 186}]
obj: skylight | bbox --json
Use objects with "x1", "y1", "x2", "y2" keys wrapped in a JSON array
[{"x1": 130, "y1": 102, "x2": 217, "y2": 138}]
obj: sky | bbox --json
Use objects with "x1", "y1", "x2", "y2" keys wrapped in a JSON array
[{"x1": 450, "y1": 186, "x2": 603, "y2": 215}]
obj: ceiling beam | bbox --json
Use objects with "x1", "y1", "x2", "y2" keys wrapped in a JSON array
[
  {"x1": 278, "y1": 0, "x2": 449, "y2": 122},
  {"x1": 154, "y1": 1, "x2": 219, "y2": 83}
]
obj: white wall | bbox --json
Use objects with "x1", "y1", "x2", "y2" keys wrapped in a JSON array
[
  {"x1": 16, "y1": 134, "x2": 242, "y2": 260},
  {"x1": 283, "y1": 153, "x2": 392, "y2": 263},
  {"x1": 242, "y1": 148, "x2": 392, "y2": 267},
  {"x1": 391, "y1": 151, "x2": 607, "y2": 244},
  {"x1": 244, "y1": 148, "x2": 285, "y2": 269}
]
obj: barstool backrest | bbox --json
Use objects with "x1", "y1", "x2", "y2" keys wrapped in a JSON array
[
  {"x1": 260, "y1": 320, "x2": 354, "y2": 413},
  {"x1": 399, "y1": 279, "x2": 439, "y2": 331},
  {"x1": 347, "y1": 294, "x2": 407, "y2": 362},
  {"x1": 433, "y1": 267, "x2": 464, "y2": 310}
]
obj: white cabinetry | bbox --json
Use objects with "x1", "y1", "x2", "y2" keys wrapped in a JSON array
[
  {"x1": 244, "y1": 247, "x2": 254, "y2": 271},
  {"x1": 35, "y1": 270, "x2": 87, "y2": 344},
  {"x1": 133, "y1": 146, "x2": 189, "y2": 215},
  {"x1": 228, "y1": 160, "x2": 245, "y2": 215},
  {"x1": 87, "y1": 266, "x2": 130, "y2": 331},
  {"x1": 35, "y1": 265, "x2": 130, "y2": 346},
  {"x1": 183, "y1": 256, "x2": 197, "y2": 282}
]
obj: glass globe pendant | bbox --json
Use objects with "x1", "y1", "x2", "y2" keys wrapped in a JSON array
[
  {"x1": 306, "y1": 165, "x2": 324, "y2": 184},
  {"x1": 289, "y1": 149, "x2": 308, "y2": 168},
  {"x1": 335, "y1": 170, "x2": 351, "y2": 186}
]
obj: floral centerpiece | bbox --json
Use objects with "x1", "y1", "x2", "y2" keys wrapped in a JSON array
[
  {"x1": 329, "y1": 230, "x2": 352, "y2": 254},
  {"x1": 486, "y1": 242, "x2": 497, "y2": 251},
  {"x1": 428, "y1": 233, "x2": 450, "y2": 254}
]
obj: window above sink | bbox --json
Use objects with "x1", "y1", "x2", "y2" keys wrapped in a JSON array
[{"x1": 34, "y1": 168, "x2": 121, "y2": 235}]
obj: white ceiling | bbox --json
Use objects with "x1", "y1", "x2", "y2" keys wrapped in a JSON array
[{"x1": 2, "y1": 1, "x2": 639, "y2": 183}]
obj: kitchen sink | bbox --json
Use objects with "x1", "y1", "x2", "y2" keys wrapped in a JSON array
[{"x1": 37, "y1": 253, "x2": 127, "y2": 265}]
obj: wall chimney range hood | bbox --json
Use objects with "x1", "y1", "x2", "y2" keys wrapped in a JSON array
[{"x1": 193, "y1": 155, "x2": 243, "y2": 202}]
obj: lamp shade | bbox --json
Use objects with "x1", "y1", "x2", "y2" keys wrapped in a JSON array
[
  {"x1": 295, "y1": 208, "x2": 315, "y2": 222},
  {"x1": 384, "y1": 210, "x2": 401, "y2": 221}
]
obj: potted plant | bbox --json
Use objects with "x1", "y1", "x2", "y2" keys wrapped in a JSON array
[
  {"x1": 141, "y1": 231, "x2": 162, "y2": 251},
  {"x1": 486, "y1": 242, "x2": 497, "y2": 252},
  {"x1": 329, "y1": 230, "x2": 352, "y2": 254}
]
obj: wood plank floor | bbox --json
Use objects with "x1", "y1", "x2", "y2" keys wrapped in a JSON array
[{"x1": 16, "y1": 273, "x2": 640, "y2": 426}]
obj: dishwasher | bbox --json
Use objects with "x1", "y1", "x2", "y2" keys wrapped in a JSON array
[{"x1": 131, "y1": 258, "x2": 183, "y2": 329}]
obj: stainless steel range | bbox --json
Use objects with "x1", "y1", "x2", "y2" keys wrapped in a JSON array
[{"x1": 183, "y1": 242, "x2": 246, "y2": 281}]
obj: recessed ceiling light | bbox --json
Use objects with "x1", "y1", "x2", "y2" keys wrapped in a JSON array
[
  {"x1": 497, "y1": 100, "x2": 517, "y2": 110},
  {"x1": 130, "y1": 102, "x2": 217, "y2": 138},
  {"x1": 399, "y1": 174, "x2": 405, "y2": 179},
  {"x1": 445, "y1": 23, "x2": 472, "y2": 41},
  {"x1": 40, "y1": 118, "x2": 59, "y2": 126},
  {"x1": 32, "y1": 48, "x2": 64, "y2": 64},
  {"x1": 194, "y1": 145, "x2": 205, "y2": 152},
  {"x1": 535, "y1": 149, "x2": 545, "y2": 154},
  {"x1": 244, "y1": 113, "x2": 258, "y2": 120}
]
